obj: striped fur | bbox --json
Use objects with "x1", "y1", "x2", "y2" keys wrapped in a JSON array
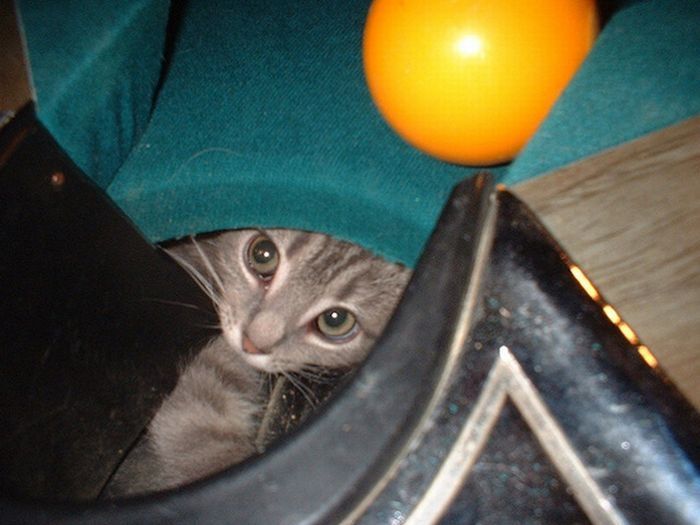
[{"x1": 105, "y1": 229, "x2": 411, "y2": 496}]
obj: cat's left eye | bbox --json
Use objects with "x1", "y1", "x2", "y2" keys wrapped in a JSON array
[
  {"x1": 315, "y1": 308, "x2": 357, "y2": 341},
  {"x1": 247, "y1": 234, "x2": 280, "y2": 280}
]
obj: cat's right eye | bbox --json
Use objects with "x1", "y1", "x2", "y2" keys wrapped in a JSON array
[
  {"x1": 315, "y1": 308, "x2": 357, "y2": 341},
  {"x1": 247, "y1": 234, "x2": 280, "y2": 280}
]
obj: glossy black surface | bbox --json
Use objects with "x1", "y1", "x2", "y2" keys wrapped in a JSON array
[
  {"x1": 440, "y1": 402, "x2": 591, "y2": 525},
  {"x1": 0, "y1": 107, "x2": 217, "y2": 502},
  {"x1": 361, "y1": 187, "x2": 700, "y2": 524},
  {"x1": 461, "y1": 190, "x2": 700, "y2": 523},
  {"x1": 0, "y1": 158, "x2": 492, "y2": 524},
  {"x1": 0, "y1": 158, "x2": 698, "y2": 523}
]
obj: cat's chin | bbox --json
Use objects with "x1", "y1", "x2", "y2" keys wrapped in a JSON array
[{"x1": 238, "y1": 351, "x2": 278, "y2": 373}]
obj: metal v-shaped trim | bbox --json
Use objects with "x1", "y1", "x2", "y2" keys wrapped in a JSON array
[{"x1": 412, "y1": 345, "x2": 625, "y2": 525}]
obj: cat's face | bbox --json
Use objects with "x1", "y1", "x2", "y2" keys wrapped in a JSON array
[{"x1": 168, "y1": 229, "x2": 411, "y2": 374}]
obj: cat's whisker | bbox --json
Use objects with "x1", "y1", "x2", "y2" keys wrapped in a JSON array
[
  {"x1": 266, "y1": 373, "x2": 275, "y2": 395},
  {"x1": 190, "y1": 236, "x2": 227, "y2": 297},
  {"x1": 141, "y1": 297, "x2": 215, "y2": 314},
  {"x1": 294, "y1": 366, "x2": 342, "y2": 385},
  {"x1": 280, "y1": 371, "x2": 319, "y2": 408},
  {"x1": 140, "y1": 298, "x2": 221, "y2": 330},
  {"x1": 272, "y1": 360, "x2": 336, "y2": 385},
  {"x1": 192, "y1": 322, "x2": 223, "y2": 330},
  {"x1": 202, "y1": 238, "x2": 221, "y2": 248},
  {"x1": 165, "y1": 248, "x2": 224, "y2": 307}
]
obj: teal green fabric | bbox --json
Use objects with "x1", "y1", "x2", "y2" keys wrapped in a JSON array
[
  {"x1": 506, "y1": 0, "x2": 700, "y2": 184},
  {"x1": 107, "y1": 0, "x2": 487, "y2": 266},
  {"x1": 22, "y1": 0, "x2": 700, "y2": 266},
  {"x1": 20, "y1": 0, "x2": 170, "y2": 188}
]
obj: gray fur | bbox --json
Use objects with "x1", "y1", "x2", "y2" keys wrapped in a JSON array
[{"x1": 104, "y1": 229, "x2": 410, "y2": 497}]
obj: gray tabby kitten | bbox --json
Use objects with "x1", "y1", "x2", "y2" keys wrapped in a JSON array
[{"x1": 105, "y1": 229, "x2": 411, "y2": 497}]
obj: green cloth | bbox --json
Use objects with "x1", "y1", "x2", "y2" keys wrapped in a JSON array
[
  {"x1": 22, "y1": 0, "x2": 700, "y2": 266},
  {"x1": 20, "y1": 0, "x2": 170, "y2": 188},
  {"x1": 107, "y1": 0, "x2": 483, "y2": 266}
]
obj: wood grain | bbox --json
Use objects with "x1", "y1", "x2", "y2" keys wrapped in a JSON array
[{"x1": 514, "y1": 115, "x2": 700, "y2": 408}]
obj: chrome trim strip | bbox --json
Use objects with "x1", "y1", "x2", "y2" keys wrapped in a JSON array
[
  {"x1": 408, "y1": 346, "x2": 626, "y2": 525},
  {"x1": 344, "y1": 185, "x2": 500, "y2": 525}
]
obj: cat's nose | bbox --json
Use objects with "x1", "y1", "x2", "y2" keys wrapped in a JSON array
[
  {"x1": 243, "y1": 311, "x2": 285, "y2": 354},
  {"x1": 242, "y1": 335, "x2": 265, "y2": 355}
]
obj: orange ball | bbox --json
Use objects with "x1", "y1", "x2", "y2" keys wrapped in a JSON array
[{"x1": 363, "y1": 0, "x2": 599, "y2": 166}]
